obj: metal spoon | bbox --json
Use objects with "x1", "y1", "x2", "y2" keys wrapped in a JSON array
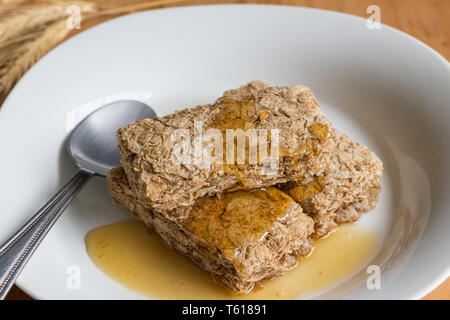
[{"x1": 0, "y1": 100, "x2": 156, "y2": 299}]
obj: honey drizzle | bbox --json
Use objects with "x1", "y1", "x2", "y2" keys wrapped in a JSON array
[
  {"x1": 86, "y1": 220, "x2": 380, "y2": 299},
  {"x1": 184, "y1": 187, "x2": 294, "y2": 259}
]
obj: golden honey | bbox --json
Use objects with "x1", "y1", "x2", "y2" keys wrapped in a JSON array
[
  {"x1": 288, "y1": 177, "x2": 326, "y2": 202},
  {"x1": 86, "y1": 219, "x2": 380, "y2": 299},
  {"x1": 308, "y1": 123, "x2": 329, "y2": 140},
  {"x1": 184, "y1": 187, "x2": 294, "y2": 260}
]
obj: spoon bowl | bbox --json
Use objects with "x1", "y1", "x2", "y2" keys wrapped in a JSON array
[{"x1": 68, "y1": 100, "x2": 156, "y2": 176}]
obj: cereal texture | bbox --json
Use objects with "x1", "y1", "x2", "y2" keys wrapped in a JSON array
[
  {"x1": 281, "y1": 129, "x2": 383, "y2": 237},
  {"x1": 106, "y1": 81, "x2": 383, "y2": 292},
  {"x1": 108, "y1": 167, "x2": 314, "y2": 293},
  {"x1": 116, "y1": 81, "x2": 333, "y2": 216}
]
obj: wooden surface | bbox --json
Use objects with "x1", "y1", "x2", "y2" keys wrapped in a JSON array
[
  {"x1": 70, "y1": 0, "x2": 450, "y2": 60},
  {"x1": 4, "y1": 0, "x2": 450, "y2": 300}
]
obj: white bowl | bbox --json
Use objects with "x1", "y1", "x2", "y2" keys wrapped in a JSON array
[{"x1": 0, "y1": 5, "x2": 449, "y2": 299}]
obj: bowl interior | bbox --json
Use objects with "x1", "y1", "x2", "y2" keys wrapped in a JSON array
[{"x1": 0, "y1": 5, "x2": 448, "y2": 299}]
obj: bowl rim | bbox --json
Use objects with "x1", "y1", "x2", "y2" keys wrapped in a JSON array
[{"x1": 3, "y1": 4, "x2": 449, "y2": 300}]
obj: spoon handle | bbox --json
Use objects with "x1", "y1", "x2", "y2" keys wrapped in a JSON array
[{"x1": 0, "y1": 169, "x2": 93, "y2": 299}]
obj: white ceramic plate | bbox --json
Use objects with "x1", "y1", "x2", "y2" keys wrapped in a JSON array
[{"x1": 0, "y1": 5, "x2": 449, "y2": 300}]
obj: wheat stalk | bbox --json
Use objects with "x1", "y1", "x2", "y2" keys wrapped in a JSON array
[
  {"x1": 0, "y1": 0, "x2": 27, "y2": 10},
  {"x1": 0, "y1": 0, "x2": 26, "y2": 4},
  {"x1": 0, "y1": 0, "x2": 189, "y2": 106},
  {"x1": 0, "y1": 0, "x2": 98, "y2": 42},
  {"x1": 0, "y1": 0, "x2": 99, "y2": 104},
  {"x1": 0, "y1": 18, "x2": 69, "y2": 104}
]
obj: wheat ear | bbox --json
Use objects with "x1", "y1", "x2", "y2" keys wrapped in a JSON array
[
  {"x1": 0, "y1": 1, "x2": 97, "y2": 42},
  {"x1": 0, "y1": 18, "x2": 69, "y2": 104}
]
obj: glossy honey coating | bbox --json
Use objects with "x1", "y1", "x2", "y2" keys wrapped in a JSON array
[
  {"x1": 287, "y1": 177, "x2": 326, "y2": 203},
  {"x1": 116, "y1": 81, "x2": 334, "y2": 214},
  {"x1": 308, "y1": 123, "x2": 329, "y2": 140},
  {"x1": 207, "y1": 97, "x2": 258, "y2": 167},
  {"x1": 208, "y1": 97, "x2": 258, "y2": 131},
  {"x1": 184, "y1": 187, "x2": 295, "y2": 259}
]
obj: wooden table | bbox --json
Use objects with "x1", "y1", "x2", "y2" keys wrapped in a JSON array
[{"x1": 4, "y1": 0, "x2": 450, "y2": 300}]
